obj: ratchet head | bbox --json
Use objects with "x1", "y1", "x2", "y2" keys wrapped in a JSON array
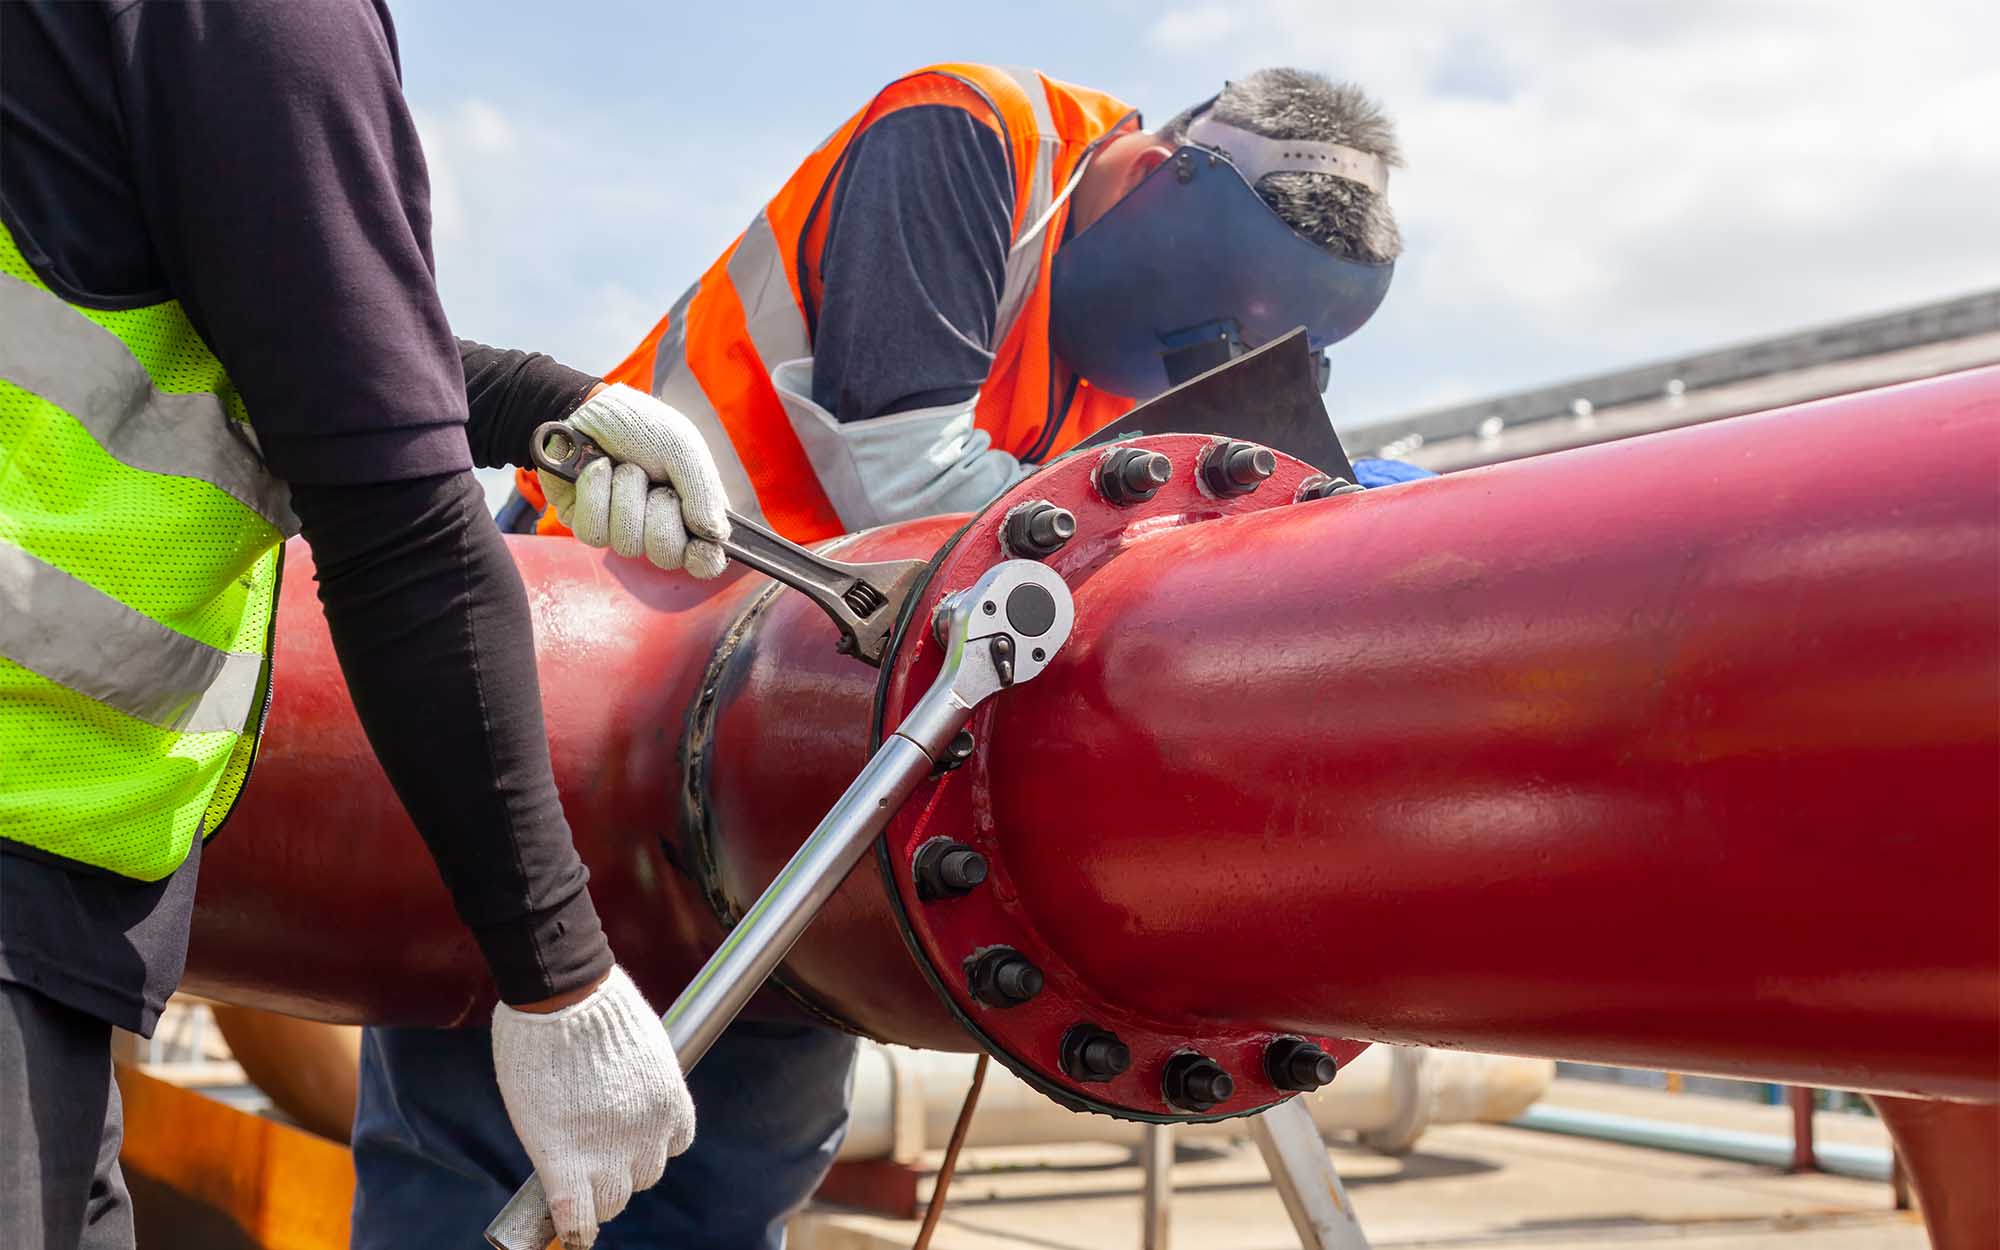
[{"x1": 895, "y1": 560, "x2": 1075, "y2": 759}]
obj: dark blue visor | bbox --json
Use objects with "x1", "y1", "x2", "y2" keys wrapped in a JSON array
[{"x1": 1050, "y1": 146, "x2": 1394, "y2": 400}]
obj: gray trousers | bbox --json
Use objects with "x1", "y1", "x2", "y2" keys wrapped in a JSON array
[{"x1": 0, "y1": 981, "x2": 134, "y2": 1250}]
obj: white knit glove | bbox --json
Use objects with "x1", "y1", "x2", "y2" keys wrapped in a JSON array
[
  {"x1": 492, "y1": 966, "x2": 697, "y2": 1250},
  {"x1": 538, "y1": 383, "x2": 733, "y2": 578}
]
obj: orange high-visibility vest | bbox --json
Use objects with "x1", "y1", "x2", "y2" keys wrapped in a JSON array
[{"x1": 522, "y1": 65, "x2": 1139, "y2": 543}]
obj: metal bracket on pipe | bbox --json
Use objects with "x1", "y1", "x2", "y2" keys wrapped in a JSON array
[{"x1": 485, "y1": 560, "x2": 1075, "y2": 1250}]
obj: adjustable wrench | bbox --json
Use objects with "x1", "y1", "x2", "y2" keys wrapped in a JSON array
[
  {"x1": 529, "y1": 422, "x2": 926, "y2": 666},
  {"x1": 485, "y1": 558, "x2": 1077, "y2": 1250}
]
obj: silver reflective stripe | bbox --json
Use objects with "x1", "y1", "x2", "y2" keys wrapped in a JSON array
[
  {"x1": 995, "y1": 66, "x2": 1058, "y2": 134},
  {"x1": 996, "y1": 65, "x2": 1060, "y2": 238},
  {"x1": 990, "y1": 68, "x2": 1061, "y2": 350},
  {"x1": 991, "y1": 144, "x2": 1059, "y2": 350},
  {"x1": 728, "y1": 210, "x2": 812, "y2": 368},
  {"x1": 0, "y1": 541, "x2": 264, "y2": 735},
  {"x1": 649, "y1": 281, "x2": 771, "y2": 526},
  {"x1": 0, "y1": 274, "x2": 297, "y2": 536}
]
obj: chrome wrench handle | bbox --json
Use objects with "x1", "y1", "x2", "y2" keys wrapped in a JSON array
[
  {"x1": 529, "y1": 421, "x2": 925, "y2": 665},
  {"x1": 485, "y1": 560, "x2": 1075, "y2": 1250},
  {"x1": 710, "y1": 511, "x2": 927, "y2": 667}
]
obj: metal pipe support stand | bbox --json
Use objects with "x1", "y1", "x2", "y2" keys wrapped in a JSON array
[
  {"x1": 1251, "y1": 1099, "x2": 1373, "y2": 1250},
  {"x1": 1140, "y1": 1122, "x2": 1174, "y2": 1250}
]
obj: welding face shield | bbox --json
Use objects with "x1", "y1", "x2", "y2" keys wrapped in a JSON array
[{"x1": 1049, "y1": 115, "x2": 1395, "y2": 399}]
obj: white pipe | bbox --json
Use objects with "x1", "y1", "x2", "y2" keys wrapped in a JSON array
[
  {"x1": 1510, "y1": 1104, "x2": 1895, "y2": 1182},
  {"x1": 838, "y1": 1044, "x2": 1554, "y2": 1161}
]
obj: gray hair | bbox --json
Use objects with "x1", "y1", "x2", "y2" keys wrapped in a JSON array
[{"x1": 1160, "y1": 68, "x2": 1403, "y2": 264}]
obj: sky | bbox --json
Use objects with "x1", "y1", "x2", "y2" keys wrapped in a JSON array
[{"x1": 392, "y1": 0, "x2": 2000, "y2": 439}]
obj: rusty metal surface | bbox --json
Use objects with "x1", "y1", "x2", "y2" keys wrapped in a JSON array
[{"x1": 118, "y1": 1064, "x2": 354, "y2": 1250}]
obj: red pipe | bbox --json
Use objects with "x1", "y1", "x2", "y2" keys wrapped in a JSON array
[
  {"x1": 188, "y1": 519, "x2": 963, "y2": 1042},
  {"x1": 984, "y1": 368, "x2": 2000, "y2": 1099},
  {"x1": 188, "y1": 368, "x2": 2000, "y2": 1100}
]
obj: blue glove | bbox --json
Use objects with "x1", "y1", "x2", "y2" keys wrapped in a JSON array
[{"x1": 1351, "y1": 457, "x2": 1435, "y2": 488}]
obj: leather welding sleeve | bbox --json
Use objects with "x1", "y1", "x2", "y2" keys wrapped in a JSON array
[
  {"x1": 791, "y1": 106, "x2": 1027, "y2": 527},
  {"x1": 106, "y1": 1, "x2": 611, "y2": 1004}
]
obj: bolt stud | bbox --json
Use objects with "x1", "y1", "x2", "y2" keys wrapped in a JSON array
[
  {"x1": 1163, "y1": 1052, "x2": 1236, "y2": 1112},
  {"x1": 967, "y1": 947, "x2": 1044, "y2": 1007},
  {"x1": 1060, "y1": 1024, "x2": 1133, "y2": 1083},
  {"x1": 1264, "y1": 1038, "x2": 1339, "y2": 1092},
  {"x1": 933, "y1": 729, "x2": 976, "y2": 775},
  {"x1": 1099, "y1": 447, "x2": 1173, "y2": 505},
  {"x1": 1202, "y1": 441, "x2": 1277, "y2": 497},
  {"x1": 1005, "y1": 501, "x2": 1076, "y2": 558},
  {"x1": 993, "y1": 959, "x2": 1042, "y2": 1001},
  {"x1": 914, "y1": 837, "x2": 988, "y2": 899},
  {"x1": 1296, "y1": 475, "x2": 1365, "y2": 502}
]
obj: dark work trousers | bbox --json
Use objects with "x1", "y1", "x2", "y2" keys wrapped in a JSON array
[
  {"x1": 0, "y1": 981, "x2": 134, "y2": 1250},
  {"x1": 352, "y1": 1018, "x2": 859, "y2": 1250}
]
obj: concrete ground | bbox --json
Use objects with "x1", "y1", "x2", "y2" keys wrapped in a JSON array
[
  {"x1": 122, "y1": 1007, "x2": 1931, "y2": 1249},
  {"x1": 793, "y1": 1080, "x2": 1927, "y2": 1250}
]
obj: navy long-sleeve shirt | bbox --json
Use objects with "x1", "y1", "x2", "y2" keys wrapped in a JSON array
[
  {"x1": 808, "y1": 105, "x2": 1015, "y2": 423},
  {"x1": 0, "y1": 0, "x2": 609, "y2": 1029}
]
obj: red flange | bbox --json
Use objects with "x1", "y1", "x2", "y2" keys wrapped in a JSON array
[{"x1": 874, "y1": 436, "x2": 1364, "y2": 1121}]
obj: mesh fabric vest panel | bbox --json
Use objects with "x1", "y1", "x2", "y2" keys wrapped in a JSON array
[{"x1": 0, "y1": 223, "x2": 285, "y2": 880}]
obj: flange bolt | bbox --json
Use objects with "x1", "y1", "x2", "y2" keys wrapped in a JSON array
[
  {"x1": 930, "y1": 593, "x2": 961, "y2": 645},
  {"x1": 1060, "y1": 1024, "x2": 1133, "y2": 1084},
  {"x1": 1004, "y1": 501, "x2": 1076, "y2": 558},
  {"x1": 914, "y1": 837, "x2": 988, "y2": 900},
  {"x1": 967, "y1": 947, "x2": 1044, "y2": 1007},
  {"x1": 1264, "y1": 1038, "x2": 1339, "y2": 1092},
  {"x1": 933, "y1": 729, "x2": 976, "y2": 775},
  {"x1": 1098, "y1": 447, "x2": 1173, "y2": 505},
  {"x1": 1162, "y1": 1052, "x2": 1236, "y2": 1112},
  {"x1": 1296, "y1": 475, "x2": 1365, "y2": 502},
  {"x1": 1201, "y1": 441, "x2": 1277, "y2": 497}
]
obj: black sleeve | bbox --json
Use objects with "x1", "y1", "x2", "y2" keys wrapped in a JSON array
[
  {"x1": 107, "y1": 0, "x2": 469, "y2": 484},
  {"x1": 289, "y1": 472, "x2": 612, "y2": 1005},
  {"x1": 106, "y1": 3, "x2": 610, "y2": 1001},
  {"x1": 810, "y1": 105, "x2": 1014, "y2": 423},
  {"x1": 459, "y1": 339, "x2": 600, "y2": 470}
]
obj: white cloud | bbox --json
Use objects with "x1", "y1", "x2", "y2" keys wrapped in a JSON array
[
  {"x1": 1147, "y1": 3, "x2": 1244, "y2": 54},
  {"x1": 458, "y1": 100, "x2": 516, "y2": 157},
  {"x1": 413, "y1": 97, "x2": 809, "y2": 373},
  {"x1": 1142, "y1": 0, "x2": 2000, "y2": 418},
  {"x1": 411, "y1": 7, "x2": 1999, "y2": 431}
]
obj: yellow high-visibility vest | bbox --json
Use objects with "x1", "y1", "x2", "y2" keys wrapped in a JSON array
[{"x1": 0, "y1": 221, "x2": 294, "y2": 880}]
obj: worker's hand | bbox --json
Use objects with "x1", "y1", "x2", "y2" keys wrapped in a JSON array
[
  {"x1": 491, "y1": 966, "x2": 696, "y2": 1249},
  {"x1": 539, "y1": 383, "x2": 732, "y2": 578}
]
